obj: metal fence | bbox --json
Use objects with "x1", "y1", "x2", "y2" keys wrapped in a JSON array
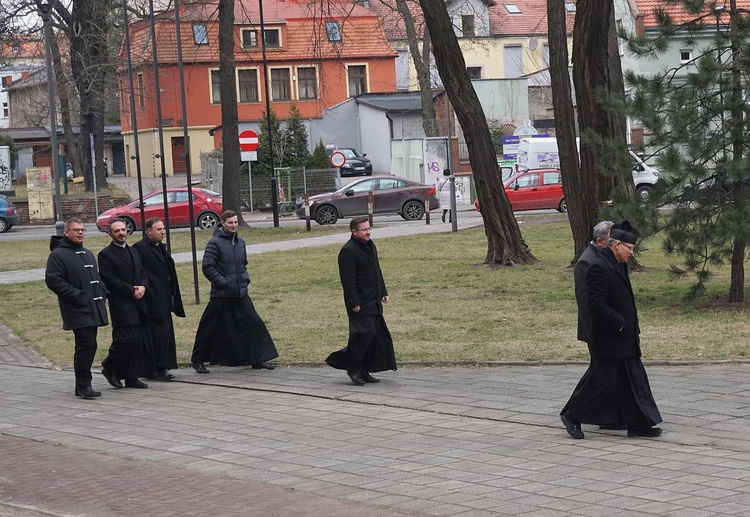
[{"x1": 200, "y1": 151, "x2": 340, "y2": 214}]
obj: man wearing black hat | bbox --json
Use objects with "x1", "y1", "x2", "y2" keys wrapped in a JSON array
[{"x1": 560, "y1": 221, "x2": 663, "y2": 439}]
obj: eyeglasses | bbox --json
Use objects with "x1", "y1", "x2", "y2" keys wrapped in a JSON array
[
  {"x1": 619, "y1": 242, "x2": 635, "y2": 251},
  {"x1": 67, "y1": 228, "x2": 86, "y2": 233}
]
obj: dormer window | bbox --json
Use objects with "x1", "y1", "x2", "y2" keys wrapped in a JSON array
[
  {"x1": 263, "y1": 29, "x2": 280, "y2": 48},
  {"x1": 192, "y1": 24, "x2": 208, "y2": 45},
  {"x1": 326, "y1": 21, "x2": 342, "y2": 42},
  {"x1": 242, "y1": 29, "x2": 257, "y2": 48},
  {"x1": 462, "y1": 15, "x2": 475, "y2": 37},
  {"x1": 504, "y1": 3, "x2": 521, "y2": 14}
]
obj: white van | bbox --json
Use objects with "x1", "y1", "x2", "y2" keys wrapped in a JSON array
[{"x1": 516, "y1": 137, "x2": 660, "y2": 201}]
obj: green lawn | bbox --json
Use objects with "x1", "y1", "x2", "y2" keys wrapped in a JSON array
[{"x1": 1, "y1": 222, "x2": 748, "y2": 367}]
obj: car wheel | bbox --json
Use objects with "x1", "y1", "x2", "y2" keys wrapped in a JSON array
[
  {"x1": 315, "y1": 205, "x2": 338, "y2": 225},
  {"x1": 197, "y1": 212, "x2": 219, "y2": 230},
  {"x1": 558, "y1": 198, "x2": 567, "y2": 213},
  {"x1": 0, "y1": 217, "x2": 7, "y2": 233},
  {"x1": 636, "y1": 185, "x2": 652, "y2": 202},
  {"x1": 365, "y1": 171, "x2": 373, "y2": 176},
  {"x1": 121, "y1": 217, "x2": 136, "y2": 235},
  {"x1": 402, "y1": 200, "x2": 425, "y2": 220}
]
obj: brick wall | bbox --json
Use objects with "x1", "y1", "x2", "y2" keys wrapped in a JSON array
[{"x1": 10, "y1": 195, "x2": 130, "y2": 225}]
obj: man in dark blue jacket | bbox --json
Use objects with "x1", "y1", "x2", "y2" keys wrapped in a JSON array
[
  {"x1": 326, "y1": 216, "x2": 397, "y2": 385},
  {"x1": 561, "y1": 221, "x2": 662, "y2": 439},
  {"x1": 191, "y1": 210, "x2": 277, "y2": 373},
  {"x1": 46, "y1": 217, "x2": 109, "y2": 399}
]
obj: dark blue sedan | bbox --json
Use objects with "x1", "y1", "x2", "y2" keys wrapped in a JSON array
[{"x1": 0, "y1": 194, "x2": 18, "y2": 233}]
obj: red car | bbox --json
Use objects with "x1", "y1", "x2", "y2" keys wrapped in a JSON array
[
  {"x1": 96, "y1": 188, "x2": 223, "y2": 234},
  {"x1": 475, "y1": 169, "x2": 566, "y2": 213}
]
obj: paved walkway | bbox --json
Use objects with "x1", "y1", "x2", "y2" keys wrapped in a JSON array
[{"x1": 3, "y1": 213, "x2": 750, "y2": 516}]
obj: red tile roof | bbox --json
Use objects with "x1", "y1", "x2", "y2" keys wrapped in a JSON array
[
  {"x1": 635, "y1": 0, "x2": 749, "y2": 28},
  {"x1": 122, "y1": 0, "x2": 395, "y2": 66}
]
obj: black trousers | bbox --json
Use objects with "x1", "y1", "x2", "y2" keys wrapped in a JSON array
[{"x1": 73, "y1": 327, "x2": 98, "y2": 390}]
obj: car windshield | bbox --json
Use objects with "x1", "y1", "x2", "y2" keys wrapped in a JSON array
[
  {"x1": 340, "y1": 148, "x2": 363, "y2": 158},
  {"x1": 202, "y1": 189, "x2": 222, "y2": 197}
]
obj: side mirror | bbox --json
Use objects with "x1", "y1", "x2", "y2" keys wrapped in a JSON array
[{"x1": 345, "y1": 189, "x2": 355, "y2": 197}]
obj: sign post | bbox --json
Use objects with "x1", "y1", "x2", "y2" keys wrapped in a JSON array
[{"x1": 239, "y1": 129, "x2": 259, "y2": 212}]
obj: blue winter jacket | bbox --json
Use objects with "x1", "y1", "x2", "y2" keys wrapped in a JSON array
[{"x1": 202, "y1": 225, "x2": 250, "y2": 298}]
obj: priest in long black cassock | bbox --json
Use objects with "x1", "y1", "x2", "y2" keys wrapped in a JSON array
[
  {"x1": 133, "y1": 217, "x2": 185, "y2": 380},
  {"x1": 98, "y1": 218, "x2": 155, "y2": 389},
  {"x1": 326, "y1": 215, "x2": 397, "y2": 385}
]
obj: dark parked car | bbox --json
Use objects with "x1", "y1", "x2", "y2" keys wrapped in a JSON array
[
  {"x1": 327, "y1": 148, "x2": 373, "y2": 176},
  {"x1": 295, "y1": 175, "x2": 439, "y2": 225},
  {"x1": 96, "y1": 188, "x2": 223, "y2": 234},
  {"x1": 0, "y1": 194, "x2": 18, "y2": 233}
]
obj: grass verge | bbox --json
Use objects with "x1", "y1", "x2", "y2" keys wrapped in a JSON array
[{"x1": 1, "y1": 222, "x2": 748, "y2": 367}]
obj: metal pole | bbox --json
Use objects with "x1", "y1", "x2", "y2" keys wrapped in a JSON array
[
  {"x1": 173, "y1": 0, "x2": 201, "y2": 304},
  {"x1": 39, "y1": 1, "x2": 63, "y2": 236},
  {"x1": 259, "y1": 0, "x2": 279, "y2": 227},
  {"x1": 450, "y1": 172, "x2": 457, "y2": 232},
  {"x1": 248, "y1": 161, "x2": 254, "y2": 212},
  {"x1": 120, "y1": 0, "x2": 147, "y2": 235},
  {"x1": 148, "y1": 0, "x2": 172, "y2": 248}
]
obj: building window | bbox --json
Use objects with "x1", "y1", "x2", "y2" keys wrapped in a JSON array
[
  {"x1": 504, "y1": 45, "x2": 523, "y2": 78},
  {"x1": 242, "y1": 29, "x2": 257, "y2": 48},
  {"x1": 2, "y1": 102, "x2": 7, "y2": 118},
  {"x1": 466, "y1": 67, "x2": 481, "y2": 79},
  {"x1": 542, "y1": 43, "x2": 549, "y2": 66},
  {"x1": 1, "y1": 76, "x2": 6, "y2": 88},
  {"x1": 462, "y1": 15, "x2": 475, "y2": 37},
  {"x1": 238, "y1": 69, "x2": 258, "y2": 102},
  {"x1": 504, "y1": 3, "x2": 521, "y2": 14},
  {"x1": 12, "y1": 45, "x2": 18, "y2": 53},
  {"x1": 680, "y1": 49, "x2": 693, "y2": 64},
  {"x1": 326, "y1": 21, "x2": 341, "y2": 42},
  {"x1": 297, "y1": 67, "x2": 317, "y2": 100},
  {"x1": 347, "y1": 65, "x2": 367, "y2": 97},
  {"x1": 271, "y1": 68, "x2": 290, "y2": 100},
  {"x1": 192, "y1": 24, "x2": 208, "y2": 45},
  {"x1": 137, "y1": 73, "x2": 145, "y2": 108},
  {"x1": 210, "y1": 70, "x2": 221, "y2": 103},
  {"x1": 564, "y1": 2, "x2": 576, "y2": 13},
  {"x1": 263, "y1": 29, "x2": 280, "y2": 48}
]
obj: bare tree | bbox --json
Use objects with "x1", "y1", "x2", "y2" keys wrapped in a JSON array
[{"x1": 418, "y1": 0, "x2": 535, "y2": 266}]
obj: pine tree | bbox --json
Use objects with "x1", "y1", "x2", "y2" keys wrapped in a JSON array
[
  {"x1": 284, "y1": 104, "x2": 311, "y2": 169},
  {"x1": 624, "y1": 2, "x2": 750, "y2": 301},
  {"x1": 307, "y1": 139, "x2": 330, "y2": 169},
  {"x1": 256, "y1": 108, "x2": 285, "y2": 176}
]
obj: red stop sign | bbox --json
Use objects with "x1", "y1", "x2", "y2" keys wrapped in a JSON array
[{"x1": 239, "y1": 130, "x2": 259, "y2": 151}]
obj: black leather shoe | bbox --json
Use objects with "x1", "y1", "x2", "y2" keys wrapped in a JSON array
[
  {"x1": 561, "y1": 413, "x2": 584, "y2": 439},
  {"x1": 192, "y1": 362, "x2": 210, "y2": 374},
  {"x1": 125, "y1": 379, "x2": 149, "y2": 389},
  {"x1": 627, "y1": 426, "x2": 662, "y2": 438},
  {"x1": 600, "y1": 423, "x2": 628, "y2": 430},
  {"x1": 75, "y1": 387, "x2": 101, "y2": 399},
  {"x1": 251, "y1": 362, "x2": 275, "y2": 370},
  {"x1": 101, "y1": 368, "x2": 123, "y2": 389},
  {"x1": 347, "y1": 372, "x2": 365, "y2": 386},
  {"x1": 361, "y1": 372, "x2": 380, "y2": 383},
  {"x1": 154, "y1": 370, "x2": 175, "y2": 381}
]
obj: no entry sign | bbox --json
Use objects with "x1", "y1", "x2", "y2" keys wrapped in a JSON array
[
  {"x1": 239, "y1": 130, "x2": 259, "y2": 151},
  {"x1": 329, "y1": 151, "x2": 346, "y2": 168}
]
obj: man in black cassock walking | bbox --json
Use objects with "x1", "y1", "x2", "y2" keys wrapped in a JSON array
[
  {"x1": 326, "y1": 216, "x2": 396, "y2": 385},
  {"x1": 561, "y1": 220, "x2": 663, "y2": 439},
  {"x1": 98, "y1": 218, "x2": 154, "y2": 389},
  {"x1": 133, "y1": 217, "x2": 185, "y2": 380}
]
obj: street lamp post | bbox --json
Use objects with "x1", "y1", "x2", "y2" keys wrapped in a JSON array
[{"x1": 39, "y1": 0, "x2": 64, "y2": 236}]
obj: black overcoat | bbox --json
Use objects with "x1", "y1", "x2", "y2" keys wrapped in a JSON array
[
  {"x1": 586, "y1": 247, "x2": 641, "y2": 359},
  {"x1": 45, "y1": 236, "x2": 108, "y2": 330},
  {"x1": 98, "y1": 242, "x2": 149, "y2": 327},
  {"x1": 574, "y1": 242, "x2": 599, "y2": 343},
  {"x1": 338, "y1": 237, "x2": 388, "y2": 316},
  {"x1": 133, "y1": 238, "x2": 185, "y2": 319}
]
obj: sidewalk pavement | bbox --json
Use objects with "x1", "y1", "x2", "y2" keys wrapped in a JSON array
[{"x1": 2, "y1": 357, "x2": 750, "y2": 516}]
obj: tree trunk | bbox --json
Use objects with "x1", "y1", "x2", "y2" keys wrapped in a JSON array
[
  {"x1": 218, "y1": 0, "x2": 244, "y2": 224},
  {"x1": 51, "y1": 36, "x2": 82, "y2": 178},
  {"x1": 547, "y1": 0, "x2": 592, "y2": 263},
  {"x1": 572, "y1": 0, "x2": 613, "y2": 203},
  {"x1": 727, "y1": 0, "x2": 745, "y2": 302},
  {"x1": 419, "y1": 0, "x2": 535, "y2": 266},
  {"x1": 69, "y1": 0, "x2": 108, "y2": 192},
  {"x1": 607, "y1": 7, "x2": 634, "y2": 196},
  {"x1": 395, "y1": 0, "x2": 437, "y2": 137}
]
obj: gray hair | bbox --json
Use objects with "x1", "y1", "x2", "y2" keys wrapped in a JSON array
[{"x1": 593, "y1": 220, "x2": 614, "y2": 241}]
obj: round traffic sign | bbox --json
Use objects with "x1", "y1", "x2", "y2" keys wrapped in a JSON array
[
  {"x1": 239, "y1": 130, "x2": 259, "y2": 151},
  {"x1": 329, "y1": 151, "x2": 346, "y2": 168}
]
